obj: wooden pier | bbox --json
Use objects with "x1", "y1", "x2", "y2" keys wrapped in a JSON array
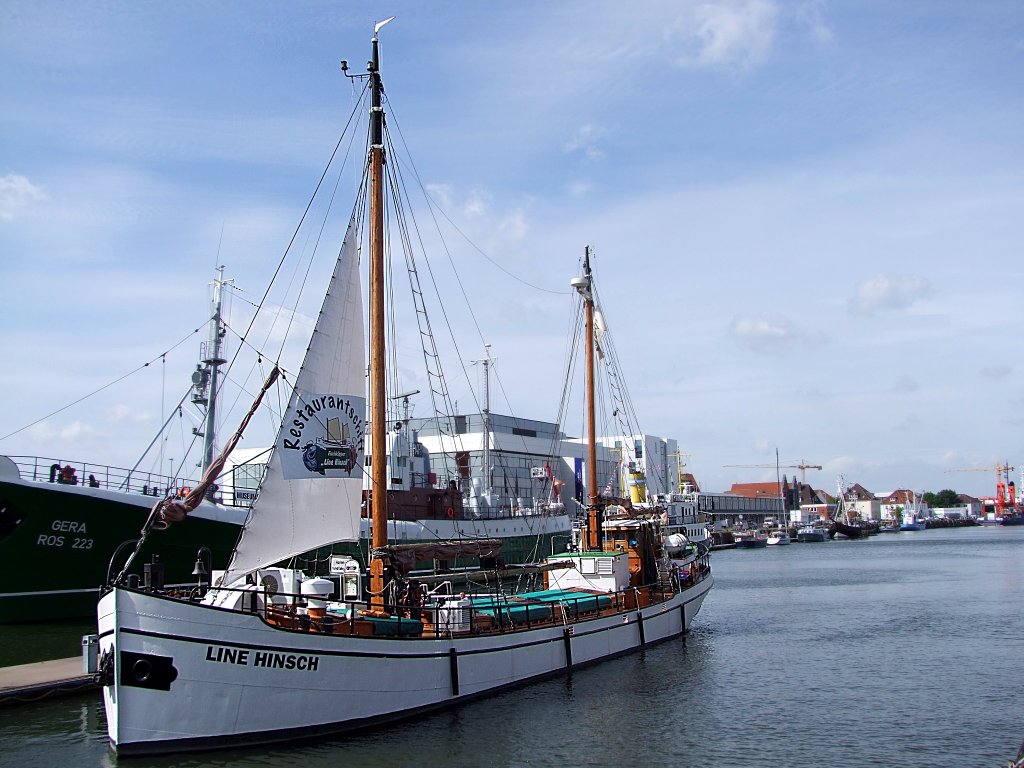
[{"x1": 0, "y1": 657, "x2": 99, "y2": 706}]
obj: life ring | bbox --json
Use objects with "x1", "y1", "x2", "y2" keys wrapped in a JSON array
[{"x1": 446, "y1": 507, "x2": 454, "y2": 519}]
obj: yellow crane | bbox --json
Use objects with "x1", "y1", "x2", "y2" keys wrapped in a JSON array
[{"x1": 724, "y1": 460, "x2": 823, "y2": 485}]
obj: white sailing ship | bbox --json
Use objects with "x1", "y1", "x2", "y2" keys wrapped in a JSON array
[{"x1": 94, "y1": 24, "x2": 712, "y2": 756}]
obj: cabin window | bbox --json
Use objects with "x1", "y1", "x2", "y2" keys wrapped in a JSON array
[
  {"x1": 634, "y1": 440, "x2": 643, "y2": 459},
  {"x1": 231, "y1": 462, "x2": 265, "y2": 506}
]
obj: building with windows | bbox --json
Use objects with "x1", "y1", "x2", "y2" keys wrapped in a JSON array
[{"x1": 408, "y1": 412, "x2": 621, "y2": 519}]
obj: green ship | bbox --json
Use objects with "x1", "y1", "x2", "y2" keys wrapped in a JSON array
[{"x1": 0, "y1": 454, "x2": 246, "y2": 623}]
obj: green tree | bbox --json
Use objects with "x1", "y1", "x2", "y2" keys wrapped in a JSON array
[{"x1": 928, "y1": 489, "x2": 960, "y2": 508}]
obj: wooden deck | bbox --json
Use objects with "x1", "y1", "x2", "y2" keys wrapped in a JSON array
[{"x1": 0, "y1": 657, "x2": 99, "y2": 706}]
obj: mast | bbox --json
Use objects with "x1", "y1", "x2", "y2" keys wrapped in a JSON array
[
  {"x1": 203, "y1": 267, "x2": 228, "y2": 474},
  {"x1": 190, "y1": 266, "x2": 229, "y2": 488},
  {"x1": 367, "y1": 18, "x2": 393, "y2": 613},
  {"x1": 572, "y1": 246, "x2": 602, "y2": 550},
  {"x1": 473, "y1": 345, "x2": 495, "y2": 505}
]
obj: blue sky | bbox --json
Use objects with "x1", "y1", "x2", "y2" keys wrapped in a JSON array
[{"x1": 2, "y1": 1, "x2": 1022, "y2": 499}]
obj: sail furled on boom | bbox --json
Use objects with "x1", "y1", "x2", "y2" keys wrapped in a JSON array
[{"x1": 226, "y1": 215, "x2": 366, "y2": 580}]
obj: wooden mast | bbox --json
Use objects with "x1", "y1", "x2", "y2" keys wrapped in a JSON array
[
  {"x1": 573, "y1": 247, "x2": 603, "y2": 551},
  {"x1": 367, "y1": 21, "x2": 391, "y2": 613}
]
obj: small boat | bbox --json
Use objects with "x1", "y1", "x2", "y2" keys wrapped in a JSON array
[
  {"x1": 831, "y1": 477, "x2": 876, "y2": 539},
  {"x1": 94, "y1": 26, "x2": 712, "y2": 756},
  {"x1": 766, "y1": 529, "x2": 791, "y2": 545},
  {"x1": 734, "y1": 530, "x2": 768, "y2": 548},
  {"x1": 899, "y1": 491, "x2": 927, "y2": 531},
  {"x1": 796, "y1": 523, "x2": 829, "y2": 543}
]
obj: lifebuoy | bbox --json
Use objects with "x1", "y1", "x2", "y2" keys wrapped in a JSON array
[{"x1": 446, "y1": 507, "x2": 454, "y2": 519}]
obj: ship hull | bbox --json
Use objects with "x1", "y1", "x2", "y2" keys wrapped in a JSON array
[
  {"x1": 0, "y1": 475, "x2": 245, "y2": 623},
  {"x1": 99, "y1": 574, "x2": 712, "y2": 756}
]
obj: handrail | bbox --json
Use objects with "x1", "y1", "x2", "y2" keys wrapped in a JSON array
[
  {"x1": 5, "y1": 454, "x2": 254, "y2": 507},
  {"x1": 124, "y1": 568, "x2": 702, "y2": 640}
]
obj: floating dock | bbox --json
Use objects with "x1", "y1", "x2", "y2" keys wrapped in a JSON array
[{"x1": 0, "y1": 656, "x2": 99, "y2": 706}]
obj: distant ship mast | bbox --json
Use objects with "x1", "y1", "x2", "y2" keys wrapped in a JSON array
[
  {"x1": 191, "y1": 265, "x2": 230, "y2": 481},
  {"x1": 472, "y1": 345, "x2": 496, "y2": 508}
]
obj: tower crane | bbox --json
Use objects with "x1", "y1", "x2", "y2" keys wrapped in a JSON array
[
  {"x1": 724, "y1": 460, "x2": 823, "y2": 485},
  {"x1": 946, "y1": 463, "x2": 1016, "y2": 514}
]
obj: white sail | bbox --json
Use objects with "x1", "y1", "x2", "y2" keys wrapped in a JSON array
[{"x1": 226, "y1": 217, "x2": 366, "y2": 579}]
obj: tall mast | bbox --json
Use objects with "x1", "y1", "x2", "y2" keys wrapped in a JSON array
[
  {"x1": 572, "y1": 246, "x2": 602, "y2": 550},
  {"x1": 202, "y1": 266, "x2": 227, "y2": 474},
  {"x1": 367, "y1": 19, "x2": 392, "y2": 612},
  {"x1": 191, "y1": 265, "x2": 229, "y2": 492},
  {"x1": 473, "y1": 345, "x2": 494, "y2": 502}
]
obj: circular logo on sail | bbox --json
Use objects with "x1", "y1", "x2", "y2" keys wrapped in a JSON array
[{"x1": 280, "y1": 392, "x2": 365, "y2": 479}]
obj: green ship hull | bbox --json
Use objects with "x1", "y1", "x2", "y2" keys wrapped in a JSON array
[{"x1": 0, "y1": 472, "x2": 245, "y2": 624}]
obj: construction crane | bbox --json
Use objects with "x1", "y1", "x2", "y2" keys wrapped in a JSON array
[
  {"x1": 946, "y1": 463, "x2": 1016, "y2": 514},
  {"x1": 724, "y1": 460, "x2": 823, "y2": 485}
]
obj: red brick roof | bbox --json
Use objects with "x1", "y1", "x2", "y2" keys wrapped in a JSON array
[{"x1": 727, "y1": 482, "x2": 783, "y2": 498}]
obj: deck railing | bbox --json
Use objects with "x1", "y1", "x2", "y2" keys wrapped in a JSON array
[
  {"x1": 158, "y1": 569, "x2": 708, "y2": 641},
  {"x1": 6, "y1": 455, "x2": 250, "y2": 507}
]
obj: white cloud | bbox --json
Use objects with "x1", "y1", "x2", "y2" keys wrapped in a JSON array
[
  {"x1": 426, "y1": 184, "x2": 494, "y2": 221},
  {"x1": 0, "y1": 173, "x2": 46, "y2": 220},
  {"x1": 564, "y1": 124, "x2": 608, "y2": 161},
  {"x1": 729, "y1": 312, "x2": 824, "y2": 352},
  {"x1": 497, "y1": 210, "x2": 528, "y2": 242},
  {"x1": 795, "y1": 1, "x2": 834, "y2": 45},
  {"x1": 463, "y1": 190, "x2": 490, "y2": 219},
  {"x1": 848, "y1": 274, "x2": 931, "y2": 315},
  {"x1": 59, "y1": 420, "x2": 105, "y2": 442},
  {"x1": 106, "y1": 404, "x2": 155, "y2": 424},
  {"x1": 425, "y1": 183, "x2": 454, "y2": 209},
  {"x1": 665, "y1": 0, "x2": 779, "y2": 70},
  {"x1": 566, "y1": 180, "x2": 594, "y2": 198}
]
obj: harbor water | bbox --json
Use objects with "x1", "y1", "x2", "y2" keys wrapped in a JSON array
[{"x1": 1, "y1": 526, "x2": 1021, "y2": 767}]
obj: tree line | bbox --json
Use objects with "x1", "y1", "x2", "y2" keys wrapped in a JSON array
[{"x1": 921, "y1": 489, "x2": 962, "y2": 508}]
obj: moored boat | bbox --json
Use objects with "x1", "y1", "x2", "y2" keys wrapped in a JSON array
[
  {"x1": 0, "y1": 454, "x2": 247, "y2": 623},
  {"x1": 734, "y1": 530, "x2": 768, "y2": 548},
  {"x1": 94, "y1": 28, "x2": 712, "y2": 756},
  {"x1": 766, "y1": 529, "x2": 791, "y2": 545},
  {"x1": 831, "y1": 477, "x2": 877, "y2": 539},
  {"x1": 796, "y1": 522, "x2": 830, "y2": 542},
  {"x1": 899, "y1": 491, "x2": 927, "y2": 531}
]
